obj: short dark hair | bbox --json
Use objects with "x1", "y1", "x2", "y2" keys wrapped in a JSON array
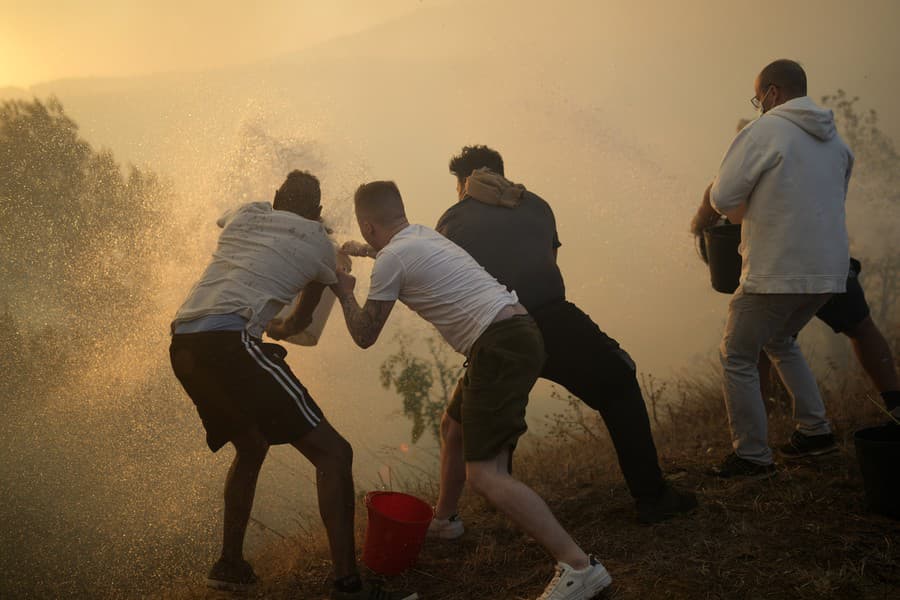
[
  {"x1": 449, "y1": 145, "x2": 504, "y2": 182},
  {"x1": 758, "y1": 59, "x2": 807, "y2": 98},
  {"x1": 273, "y1": 170, "x2": 321, "y2": 217},
  {"x1": 354, "y1": 180, "x2": 406, "y2": 226}
]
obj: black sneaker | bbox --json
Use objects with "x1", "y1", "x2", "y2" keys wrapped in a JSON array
[
  {"x1": 779, "y1": 430, "x2": 837, "y2": 458},
  {"x1": 330, "y1": 580, "x2": 419, "y2": 600},
  {"x1": 206, "y1": 557, "x2": 258, "y2": 592},
  {"x1": 887, "y1": 406, "x2": 900, "y2": 426},
  {"x1": 637, "y1": 484, "x2": 698, "y2": 524},
  {"x1": 711, "y1": 453, "x2": 776, "y2": 479}
]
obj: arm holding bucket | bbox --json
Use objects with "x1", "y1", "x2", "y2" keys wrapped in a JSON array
[
  {"x1": 709, "y1": 125, "x2": 777, "y2": 224},
  {"x1": 691, "y1": 182, "x2": 722, "y2": 236},
  {"x1": 331, "y1": 269, "x2": 395, "y2": 349},
  {"x1": 341, "y1": 240, "x2": 377, "y2": 258},
  {"x1": 718, "y1": 202, "x2": 747, "y2": 224},
  {"x1": 266, "y1": 281, "x2": 327, "y2": 340},
  {"x1": 333, "y1": 249, "x2": 401, "y2": 348}
]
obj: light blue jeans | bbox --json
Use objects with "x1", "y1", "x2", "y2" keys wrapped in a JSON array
[{"x1": 720, "y1": 290, "x2": 833, "y2": 465}]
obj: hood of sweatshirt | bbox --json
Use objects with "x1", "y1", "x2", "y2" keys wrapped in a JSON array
[
  {"x1": 464, "y1": 167, "x2": 526, "y2": 208},
  {"x1": 767, "y1": 96, "x2": 837, "y2": 141}
]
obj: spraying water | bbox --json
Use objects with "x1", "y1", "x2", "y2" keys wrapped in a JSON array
[{"x1": 0, "y1": 110, "x2": 424, "y2": 597}]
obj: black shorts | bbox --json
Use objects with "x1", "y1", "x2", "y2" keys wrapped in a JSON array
[
  {"x1": 169, "y1": 330, "x2": 324, "y2": 452},
  {"x1": 815, "y1": 258, "x2": 870, "y2": 334}
]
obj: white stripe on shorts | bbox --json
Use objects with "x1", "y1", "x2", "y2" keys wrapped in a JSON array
[{"x1": 241, "y1": 330, "x2": 321, "y2": 427}]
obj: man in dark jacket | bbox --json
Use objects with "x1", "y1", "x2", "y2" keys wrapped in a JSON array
[{"x1": 429, "y1": 145, "x2": 697, "y2": 529}]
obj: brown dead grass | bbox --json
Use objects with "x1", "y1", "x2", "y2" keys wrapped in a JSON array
[{"x1": 167, "y1": 364, "x2": 900, "y2": 600}]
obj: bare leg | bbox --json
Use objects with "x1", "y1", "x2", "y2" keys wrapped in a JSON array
[
  {"x1": 435, "y1": 413, "x2": 466, "y2": 519},
  {"x1": 845, "y1": 316, "x2": 900, "y2": 394},
  {"x1": 222, "y1": 427, "x2": 269, "y2": 562},
  {"x1": 466, "y1": 447, "x2": 588, "y2": 569},
  {"x1": 292, "y1": 420, "x2": 356, "y2": 580}
]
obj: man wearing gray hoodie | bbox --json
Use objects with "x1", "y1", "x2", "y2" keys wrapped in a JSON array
[{"x1": 705, "y1": 59, "x2": 853, "y2": 478}]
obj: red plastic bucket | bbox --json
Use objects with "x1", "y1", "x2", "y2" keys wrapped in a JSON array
[{"x1": 362, "y1": 491, "x2": 434, "y2": 575}]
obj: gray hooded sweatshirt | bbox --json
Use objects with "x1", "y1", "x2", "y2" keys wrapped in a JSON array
[{"x1": 711, "y1": 96, "x2": 852, "y2": 294}]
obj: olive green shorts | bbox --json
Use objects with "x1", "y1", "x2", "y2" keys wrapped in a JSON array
[{"x1": 446, "y1": 315, "x2": 545, "y2": 461}]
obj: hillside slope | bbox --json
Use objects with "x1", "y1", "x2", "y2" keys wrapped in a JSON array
[{"x1": 167, "y1": 366, "x2": 900, "y2": 599}]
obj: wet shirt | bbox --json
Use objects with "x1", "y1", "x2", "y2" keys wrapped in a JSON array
[
  {"x1": 367, "y1": 224, "x2": 518, "y2": 355},
  {"x1": 436, "y1": 191, "x2": 565, "y2": 312},
  {"x1": 171, "y1": 202, "x2": 337, "y2": 338}
]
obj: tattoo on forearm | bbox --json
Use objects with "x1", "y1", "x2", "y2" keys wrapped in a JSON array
[{"x1": 339, "y1": 295, "x2": 393, "y2": 347}]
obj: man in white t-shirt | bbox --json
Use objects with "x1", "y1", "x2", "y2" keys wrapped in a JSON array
[
  {"x1": 331, "y1": 180, "x2": 611, "y2": 600},
  {"x1": 170, "y1": 171, "x2": 416, "y2": 600},
  {"x1": 703, "y1": 60, "x2": 852, "y2": 479}
]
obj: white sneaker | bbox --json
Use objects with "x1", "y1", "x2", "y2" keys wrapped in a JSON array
[
  {"x1": 426, "y1": 514, "x2": 464, "y2": 539},
  {"x1": 537, "y1": 556, "x2": 612, "y2": 600}
]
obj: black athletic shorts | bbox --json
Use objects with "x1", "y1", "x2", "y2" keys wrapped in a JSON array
[
  {"x1": 815, "y1": 258, "x2": 871, "y2": 334},
  {"x1": 169, "y1": 330, "x2": 324, "y2": 452}
]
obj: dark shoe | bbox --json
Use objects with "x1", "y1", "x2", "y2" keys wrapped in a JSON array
[
  {"x1": 887, "y1": 405, "x2": 900, "y2": 425},
  {"x1": 637, "y1": 485, "x2": 698, "y2": 524},
  {"x1": 330, "y1": 580, "x2": 419, "y2": 600},
  {"x1": 711, "y1": 453, "x2": 776, "y2": 479},
  {"x1": 207, "y1": 557, "x2": 258, "y2": 592},
  {"x1": 779, "y1": 430, "x2": 837, "y2": 458}
]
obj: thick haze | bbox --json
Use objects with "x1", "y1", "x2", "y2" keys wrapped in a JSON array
[
  {"x1": 1, "y1": 1, "x2": 898, "y2": 596},
  {"x1": 0, "y1": 0, "x2": 433, "y2": 86}
]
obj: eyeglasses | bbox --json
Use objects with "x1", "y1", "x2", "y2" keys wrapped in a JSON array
[{"x1": 750, "y1": 84, "x2": 777, "y2": 109}]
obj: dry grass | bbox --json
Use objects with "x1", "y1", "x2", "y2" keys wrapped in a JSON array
[{"x1": 167, "y1": 364, "x2": 900, "y2": 600}]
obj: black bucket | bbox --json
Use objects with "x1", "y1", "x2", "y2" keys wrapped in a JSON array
[
  {"x1": 853, "y1": 424, "x2": 900, "y2": 519},
  {"x1": 703, "y1": 224, "x2": 742, "y2": 294}
]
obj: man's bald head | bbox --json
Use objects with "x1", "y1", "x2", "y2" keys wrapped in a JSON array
[
  {"x1": 757, "y1": 59, "x2": 807, "y2": 100},
  {"x1": 354, "y1": 180, "x2": 407, "y2": 227},
  {"x1": 353, "y1": 180, "x2": 410, "y2": 250}
]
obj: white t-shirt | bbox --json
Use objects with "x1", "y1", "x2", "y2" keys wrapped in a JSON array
[
  {"x1": 171, "y1": 202, "x2": 338, "y2": 337},
  {"x1": 711, "y1": 96, "x2": 852, "y2": 294},
  {"x1": 367, "y1": 224, "x2": 518, "y2": 355}
]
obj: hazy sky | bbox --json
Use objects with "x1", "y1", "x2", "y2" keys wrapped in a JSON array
[{"x1": 0, "y1": 0, "x2": 435, "y2": 87}]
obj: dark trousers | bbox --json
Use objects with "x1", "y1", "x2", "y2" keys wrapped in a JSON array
[{"x1": 533, "y1": 300, "x2": 665, "y2": 499}]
